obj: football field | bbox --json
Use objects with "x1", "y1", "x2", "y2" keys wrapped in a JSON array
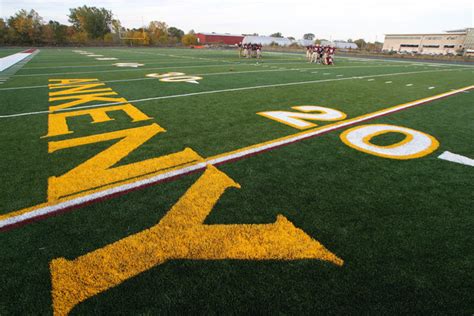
[{"x1": 0, "y1": 47, "x2": 473, "y2": 314}]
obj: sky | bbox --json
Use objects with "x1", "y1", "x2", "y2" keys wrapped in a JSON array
[{"x1": 1, "y1": 0, "x2": 473, "y2": 42}]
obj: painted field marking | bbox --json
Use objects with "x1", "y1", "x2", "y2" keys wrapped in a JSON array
[
  {"x1": 367, "y1": 79, "x2": 375, "y2": 81},
  {"x1": 336, "y1": 75, "x2": 344, "y2": 77},
  {"x1": 11, "y1": 63, "x2": 434, "y2": 78},
  {"x1": 0, "y1": 49, "x2": 38, "y2": 72},
  {"x1": 0, "y1": 68, "x2": 285, "y2": 91},
  {"x1": 385, "y1": 81, "x2": 392, "y2": 84},
  {"x1": 1, "y1": 85, "x2": 473, "y2": 231},
  {"x1": 438, "y1": 151, "x2": 474, "y2": 167},
  {"x1": 336, "y1": 55, "x2": 474, "y2": 68},
  {"x1": 114, "y1": 63, "x2": 144, "y2": 68},
  {"x1": 22, "y1": 60, "x2": 216, "y2": 69},
  {"x1": 117, "y1": 49, "x2": 238, "y2": 65},
  {"x1": 1, "y1": 68, "x2": 471, "y2": 117},
  {"x1": 428, "y1": 86, "x2": 435, "y2": 89}
]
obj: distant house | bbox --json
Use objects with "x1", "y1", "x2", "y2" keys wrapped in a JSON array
[{"x1": 196, "y1": 32, "x2": 244, "y2": 45}]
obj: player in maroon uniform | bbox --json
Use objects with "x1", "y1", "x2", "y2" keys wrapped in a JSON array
[
  {"x1": 328, "y1": 46, "x2": 336, "y2": 65},
  {"x1": 244, "y1": 43, "x2": 250, "y2": 58}
]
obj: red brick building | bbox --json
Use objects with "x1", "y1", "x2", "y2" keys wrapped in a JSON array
[{"x1": 196, "y1": 33, "x2": 244, "y2": 45}]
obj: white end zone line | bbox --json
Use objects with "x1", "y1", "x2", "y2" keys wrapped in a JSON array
[
  {"x1": 1, "y1": 84, "x2": 473, "y2": 230},
  {"x1": 0, "y1": 67, "x2": 471, "y2": 118}
]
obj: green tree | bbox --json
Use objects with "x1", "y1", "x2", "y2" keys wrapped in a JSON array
[
  {"x1": 354, "y1": 38, "x2": 367, "y2": 49},
  {"x1": 303, "y1": 33, "x2": 315, "y2": 40},
  {"x1": 0, "y1": 18, "x2": 8, "y2": 44},
  {"x1": 148, "y1": 21, "x2": 168, "y2": 45},
  {"x1": 8, "y1": 9, "x2": 43, "y2": 44},
  {"x1": 270, "y1": 32, "x2": 283, "y2": 38},
  {"x1": 287, "y1": 36, "x2": 295, "y2": 40},
  {"x1": 168, "y1": 26, "x2": 184, "y2": 40},
  {"x1": 68, "y1": 6, "x2": 113, "y2": 39},
  {"x1": 46, "y1": 21, "x2": 68, "y2": 44},
  {"x1": 181, "y1": 33, "x2": 197, "y2": 46}
]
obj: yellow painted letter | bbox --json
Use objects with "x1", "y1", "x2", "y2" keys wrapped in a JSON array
[
  {"x1": 47, "y1": 123, "x2": 202, "y2": 200},
  {"x1": 50, "y1": 165, "x2": 343, "y2": 315}
]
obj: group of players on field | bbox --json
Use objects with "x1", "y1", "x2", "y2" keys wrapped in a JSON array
[
  {"x1": 236, "y1": 42, "x2": 336, "y2": 65},
  {"x1": 306, "y1": 45, "x2": 336, "y2": 65},
  {"x1": 238, "y1": 43, "x2": 263, "y2": 58}
]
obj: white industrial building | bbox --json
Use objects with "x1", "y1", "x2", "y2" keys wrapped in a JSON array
[
  {"x1": 242, "y1": 36, "x2": 294, "y2": 46},
  {"x1": 383, "y1": 28, "x2": 474, "y2": 55}
]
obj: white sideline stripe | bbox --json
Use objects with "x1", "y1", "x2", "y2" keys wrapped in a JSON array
[
  {"x1": 0, "y1": 68, "x2": 287, "y2": 91},
  {"x1": 22, "y1": 59, "x2": 224, "y2": 69},
  {"x1": 12, "y1": 63, "x2": 411, "y2": 78},
  {"x1": 0, "y1": 52, "x2": 33, "y2": 72},
  {"x1": 335, "y1": 55, "x2": 474, "y2": 68},
  {"x1": 13, "y1": 63, "x2": 231, "y2": 77},
  {"x1": 265, "y1": 51, "x2": 463, "y2": 67},
  {"x1": 114, "y1": 49, "x2": 239, "y2": 64},
  {"x1": 438, "y1": 151, "x2": 474, "y2": 167},
  {"x1": 1, "y1": 64, "x2": 396, "y2": 91},
  {"x1": 0, "y1": 67, "x2": 470, "y2": 118},
  {"x1": 1, "y1": 85, "x2": 472, "y2": 229}
]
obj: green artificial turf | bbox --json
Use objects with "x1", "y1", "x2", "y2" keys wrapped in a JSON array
[{"x1": 0, "y1": 47, "x2": 473, "y2": 314}]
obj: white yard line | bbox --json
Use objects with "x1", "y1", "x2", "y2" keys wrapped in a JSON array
[
  {"x1": 0, "y1": 68, "x2": 286, "y2": 91},
  {"x1": 438, "y1": 151, "x2": 474, "y2": 167},
  {"x1": 0, "y1": 64, "x2": 420, "y2": 92},
  {"x1": 12, "y1": 63, "x2": 242, "y2": 77},
  {"x1": 1, "y1": 84, "x2": 472, "y2": 230},
  {"x1": 12, "y1": 59, "x2": 417, "y2": 78},
  {"x1": 336, "y1": 55, "x2": 474, "y2": 68},
  {"x1": 112, "y1": 48, "x2": 238, "y2": 64},
  {"x1": 22, "y1": 60, "x2": 222, "y2": 70},
  {"x1": 0, "y1": 67, "x2": 470, "y2": 118}
]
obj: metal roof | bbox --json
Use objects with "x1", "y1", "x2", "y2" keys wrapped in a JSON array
[
  {"x1": 385, "y1": 32, "x2": 466, "y2": 36},
  {"x1": 198, "y1": 32, "x2": 243, "y2": 37}
]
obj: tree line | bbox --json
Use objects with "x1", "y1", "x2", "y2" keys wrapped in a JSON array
[{"x1": 0, "y1": 7, "x2": 198, "y2": 46}]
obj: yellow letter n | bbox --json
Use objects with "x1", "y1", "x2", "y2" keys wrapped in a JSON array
[{"x1": 47, "y1": 123, "x2": 202, "y2": 201}]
